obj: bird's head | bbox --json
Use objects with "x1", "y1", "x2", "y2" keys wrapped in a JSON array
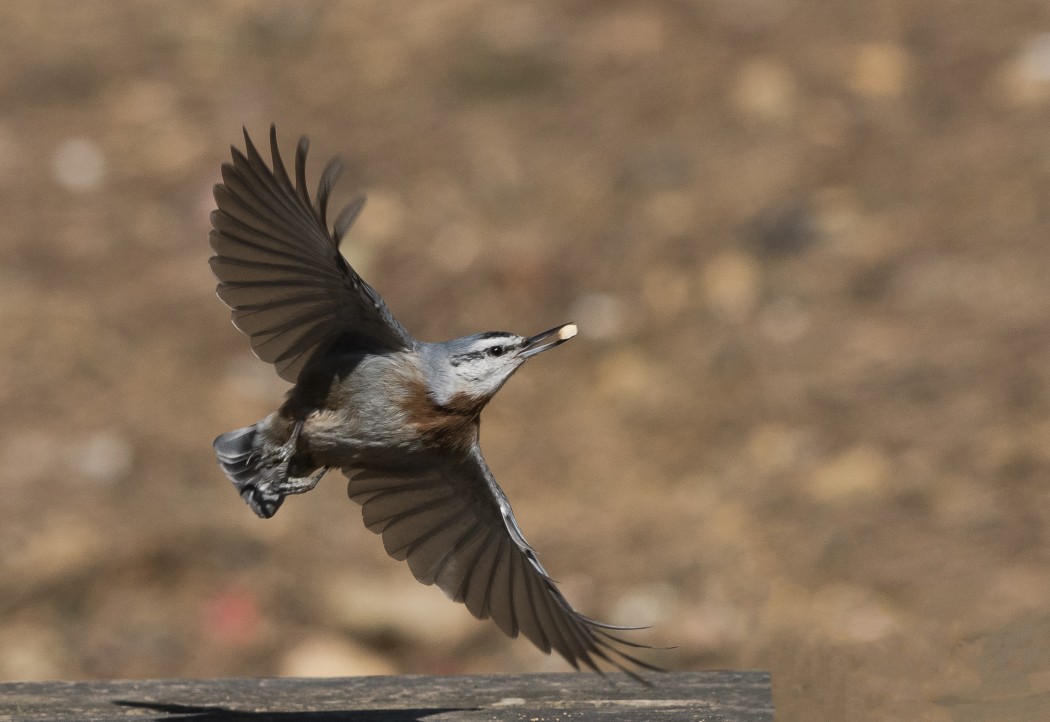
[{"x1": 422, "y1": 323, "x2": 577, "y2": 410}]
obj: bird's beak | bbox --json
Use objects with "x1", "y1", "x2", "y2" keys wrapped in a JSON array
[{"x1": 520, "y1": 323, "x2": 577, "y2": 358}]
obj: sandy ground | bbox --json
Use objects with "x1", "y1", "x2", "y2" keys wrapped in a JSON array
[{"x1": 2, "y1": 2, "x2": 1049, "y2": 720}]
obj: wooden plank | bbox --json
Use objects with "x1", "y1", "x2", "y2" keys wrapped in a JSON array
[{"x1": 0, "y1": 671, "x2": 771, "y2": 721}]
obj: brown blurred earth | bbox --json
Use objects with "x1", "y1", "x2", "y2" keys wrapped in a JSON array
[{"x1": 1, "y1": 3, "x2": 1050, "y2": 720}]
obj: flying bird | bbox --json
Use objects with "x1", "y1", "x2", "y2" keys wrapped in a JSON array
[{"x1": 208, "y1": 126, "x2": 656, "y2": 678}]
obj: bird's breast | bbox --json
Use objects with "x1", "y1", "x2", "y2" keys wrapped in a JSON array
[{"x1": 399, "y1": 380, "x2": 481, "y2": 454}]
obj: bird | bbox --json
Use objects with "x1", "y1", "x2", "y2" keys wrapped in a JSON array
[{"x1": 208, "y1": 126, "x2": 657, "y2": 679}]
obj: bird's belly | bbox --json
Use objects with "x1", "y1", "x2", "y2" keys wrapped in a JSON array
[{"x1": 300, "y1": 409, "x2": 423, "y2": 467}]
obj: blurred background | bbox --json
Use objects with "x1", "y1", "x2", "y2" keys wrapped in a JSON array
[{"x1": 1, "y1": 2, "x2": 1049, "y2": 720}]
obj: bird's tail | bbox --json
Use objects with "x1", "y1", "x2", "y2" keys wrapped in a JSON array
[{"x1": 214, "y1": 425, "x2": 285, "y2": 518}]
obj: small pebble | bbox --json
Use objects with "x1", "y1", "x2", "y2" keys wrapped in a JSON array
[
  {"x1": 1002, "y1": 33, "x2": 1050, "y2": 105},
  {"x1": 52, "y1": 138, "x2": 105, "y2": 192},
  {"x1": 324, "y1": 574, "x2": 476, "y2": 646},
  {"x1": 808, "y1": 445, "x2": 890, "y2": 503},
  {"x1": 701, "y1": 250, "x2": 761, "y2": 320},
  {"x1": 812, "y1": 584, "x2": 898, "y2": 643},
  {"x1": 733, "y1": 58, "x2": 797, "y2": 122},
  {"x1": 65, "y1": 430, "x2": 133, "y2": 485},
  {"x1": 280, "y1": 637, "x2": 396, "y2": 677},
  {"x1": 849, "y1": 43, "x2": 909, "y2": 99},
  {"x1": 0, "y1": 624, "x2": 64, "y2": 681}
]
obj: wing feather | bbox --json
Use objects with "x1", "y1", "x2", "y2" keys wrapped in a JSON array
[
  {"x1": 209, "y1": 125, "x2": 413, "y2": 382},
  {"x1": 316, "y1": 159, "x2": 343, "y2": 228},
  {"x1": 513, "y1": 552, "x2": 550, "y2": 652},
  {"x1": 344, "y1": 448, "x2": 657, "y2": 678},
  {"x1": 334, "y1": 196, "x2": 367, "y2": 245}
]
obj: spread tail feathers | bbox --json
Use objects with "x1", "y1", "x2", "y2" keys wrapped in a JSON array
[{"x1": 213, "y1": 425, "x2": 285, "y2": 518}]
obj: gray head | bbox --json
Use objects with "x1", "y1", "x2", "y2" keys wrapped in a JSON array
[{"x1": 421, "y1": 323, "x2": 577, "y2": 409}]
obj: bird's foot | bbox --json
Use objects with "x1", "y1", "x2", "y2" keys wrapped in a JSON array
[
  {"x1": 266, "y1": 420, "x2": 303, "y2": 464},
  {"x1": 275, "y1": 466, "x2": 329, "y2": 494}
]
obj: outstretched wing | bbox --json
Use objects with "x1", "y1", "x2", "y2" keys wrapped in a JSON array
[
  {"x1": 345, "y1": 446, "x2": 658, "y2": 679},
  {"x1": 209, "y1": 126, "x2": 413, "y2": 382}
]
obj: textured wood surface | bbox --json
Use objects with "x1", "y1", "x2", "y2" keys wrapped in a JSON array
[{"x1": 0, "y1": 671, "x2": 772, "y2": 721}]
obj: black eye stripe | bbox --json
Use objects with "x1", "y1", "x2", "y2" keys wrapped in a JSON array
[
  {"x1": 451, "y1": 338, "x2": 518, "y2": 365},
  {"x1": 450, "y1": 350, "x2": 483, "y2": 366}
]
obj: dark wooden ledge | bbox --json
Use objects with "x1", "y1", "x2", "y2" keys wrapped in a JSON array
[{"x1": 0, "y1": 671, "x2": 771, "y2": 721}]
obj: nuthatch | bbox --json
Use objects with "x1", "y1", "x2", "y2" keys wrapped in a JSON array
[{"x1": 209, "y1": 127, "x2": 656, "y2": 678}]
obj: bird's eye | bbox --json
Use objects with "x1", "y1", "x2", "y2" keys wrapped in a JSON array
[{"x1": 488, "y1": 345, "x2": 505, "y2": 357}]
